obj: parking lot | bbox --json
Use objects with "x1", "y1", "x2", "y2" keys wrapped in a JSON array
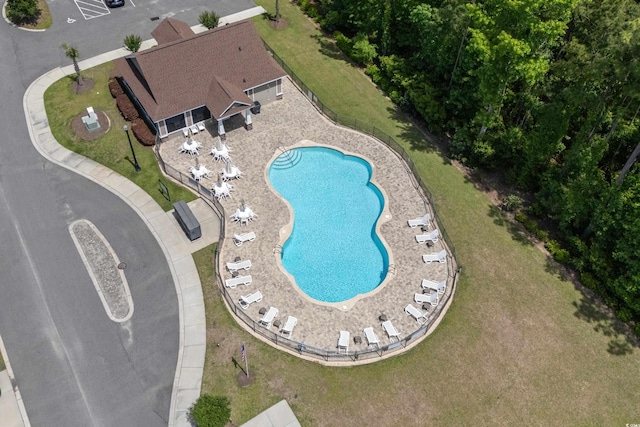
[{"x1": 74, "y1": 0, "x2": 113, "y2": 20}]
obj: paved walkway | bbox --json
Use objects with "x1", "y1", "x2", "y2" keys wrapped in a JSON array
[
  {"x1": 240, "y1": 400, "x2": 300, "y2": 427},
  {"x1": 0, "y1": 336, "x2": 29, "y2": 427},
  {"x1": 0, "y1": 370, "x2": 24, "y2": 427}
]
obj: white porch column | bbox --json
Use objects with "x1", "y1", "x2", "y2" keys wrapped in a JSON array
[
  {"x1": 245, "y1": 110, "x2": 252, "y2": 130},
  {"x1": 217, "y1": 119, "x2": 226, "y2": 141}
]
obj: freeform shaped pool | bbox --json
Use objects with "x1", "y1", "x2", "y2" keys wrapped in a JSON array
[{"x1": 268, "y1": 146, "x2": 389, "y2": 303}]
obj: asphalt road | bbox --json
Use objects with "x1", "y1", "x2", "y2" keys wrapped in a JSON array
[{"x1": 0, "y1": 1, "x2": 255, "y2": 425}]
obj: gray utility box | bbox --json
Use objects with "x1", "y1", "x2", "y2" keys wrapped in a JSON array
[{"x1": 173, "y1": 200, "x2": 201, "y2": 241}]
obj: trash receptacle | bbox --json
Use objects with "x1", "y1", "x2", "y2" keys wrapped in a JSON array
[{"x1": 251, "y1": 101, "x2": 261, "y2": 115}]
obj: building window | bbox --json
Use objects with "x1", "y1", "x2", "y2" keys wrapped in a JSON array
[
  {"x1": 192, "y1": 106, "x2": 211, "y2": 124},
  {"x1": 165, "y1": 113, "x2": 186, "y2": 134}
]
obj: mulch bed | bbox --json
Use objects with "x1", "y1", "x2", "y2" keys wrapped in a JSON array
[
  {"x1": 71, "y1": 109, "x2": 111, "y2": 141},
  {"x1": 236, "y1": 371, "x2": 255, "y2": 388},
  {"x1": 70, "y1": 78, "x2": 95, "y2": 95},
  {"x1": 269, "y1": 18, "x2": 288, "y2": 30}
]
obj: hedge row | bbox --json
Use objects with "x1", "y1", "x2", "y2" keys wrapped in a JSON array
[{"x1": 132, "y1": 118, "x2": 155, "y2": 146}]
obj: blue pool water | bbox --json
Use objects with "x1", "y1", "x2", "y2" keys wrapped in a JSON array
[{"x1": 268, "y1": 146, "x2": 389, "y2": 303}]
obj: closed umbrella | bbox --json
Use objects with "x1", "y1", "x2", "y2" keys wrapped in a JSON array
[
  {"x1": 225, "y1": 158, "x2": 233, "y2": 174},
  {"x1": 216, "y1": 136, "x2": 223, "y2": 151}
]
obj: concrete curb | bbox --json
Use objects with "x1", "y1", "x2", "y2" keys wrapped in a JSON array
[{"x1": 21, "y1": 36, "x2": 207, "y2": 427}]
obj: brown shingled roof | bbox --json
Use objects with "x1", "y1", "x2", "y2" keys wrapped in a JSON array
[
  {"x1": 114, "y1": 20, "x2": 287, "y2": 123},
  {"x1": 151, "y1": 18, "x2": 195, "y2": 45}
]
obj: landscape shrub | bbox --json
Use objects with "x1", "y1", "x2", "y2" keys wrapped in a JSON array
[
  {"x1": 188, "y1": 394, "x2": 231, "y2": 427},
  {"x1": 7, "y1": 0, "x2": 39, "y2": 25},
  {"x1": 333, "y1": 31, "x2": 352, "y2": 57},
  {"x1": 131, "y1": 118, "x2": 155, "y2": 146},
  {"x1": 123, "y1": 34, "x2": 142, "y2": 53},
  {"x1": 515, "y1": 211, "x2": 552, "y2": 241},
  {"x1": 199, "y1": 11, "x2": 220, "y2": 29},
  {"x1": 616, "y1": 307, "x2": 633, "y2": 323},
  {"x1": 502, "y1": 194, "x2": 523, "y2": 212},
  {"x1": 350, "y1": 33, "x2": 377, "y2": 65},
  {"x1": 580, "y1": 272, "x2": 599, "y2": 292},
  {"x1": 365, "y1": 64, "x2": 381, "y2": 85},
  {"x1": 108, "y1": 78, "x2": 124, "y2": 98},
  {"x1": 116, "y1": 93, "x2": 139, "y2": 121},
  {"x1": 296, "y1": 0, "x2": 319, "y2": 19},
  {"x1": 545, "y1": 240, "x2": 571, "y2": 264},
  {"x1": 534, "y1": 229, "x2": 549, "y2": 242}
]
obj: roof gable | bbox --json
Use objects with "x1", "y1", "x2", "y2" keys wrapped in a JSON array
[{"x1": 151, "y1": 18, "x2": 195, "y2": 45}]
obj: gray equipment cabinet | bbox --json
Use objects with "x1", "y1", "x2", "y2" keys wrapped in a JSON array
[{"x1": 173, "y1": 200, "x2": 201, "y2": 241}]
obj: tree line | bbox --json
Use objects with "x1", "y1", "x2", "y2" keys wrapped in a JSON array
[{"x1": 299, "y1": 0, "x2": 640, "y2": 333}]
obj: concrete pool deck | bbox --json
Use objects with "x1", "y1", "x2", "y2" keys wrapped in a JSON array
[{"x1": 159, "y1": 78, "x2": 457, "y2": 358}]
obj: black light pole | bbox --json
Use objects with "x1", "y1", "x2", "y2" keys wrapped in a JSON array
[{"x1": 124, "y1": 124, "x2": 141, "y2": 172}]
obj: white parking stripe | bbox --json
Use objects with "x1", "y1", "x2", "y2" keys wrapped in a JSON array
[{"x1": 74, "y1": 0, "x2": 111, "y2": 20}]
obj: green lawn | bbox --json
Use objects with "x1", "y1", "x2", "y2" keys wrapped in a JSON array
[
  {"x1": 43, "y1": 63, "x2": 195, "y2": 211},
  {"x1": 194, "y1": 3, "x2": 640, "y2": 426},
  {"x1": 0, "y1": 352, "x2": 5, "y2": 372}
]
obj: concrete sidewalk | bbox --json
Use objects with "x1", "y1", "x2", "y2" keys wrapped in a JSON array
[
  {"x1": 0, "y1": 371, "x2": 25, "y2": 427},
  {"x1": 0, "y1": 336, "x2": 28, "y2": 427}
]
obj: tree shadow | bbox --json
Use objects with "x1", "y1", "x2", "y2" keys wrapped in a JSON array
[
  {"x1": 544, "y1": 256, "x2": 568, "y2": 282},
  {"x1": 385, "y1": 105, "x2": 445, "y2": 157},
  {"x1": 311, "y1": 34, "x2": 351, "y2": 63},
  {"x1": 486, "y1": 204, "x2": 533, "y2": 246},
  {"x1": 572, "y1": 292, "x2": 637, "y2": 356}
]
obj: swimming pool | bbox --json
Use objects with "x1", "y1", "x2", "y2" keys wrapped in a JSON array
[{"x1": 268, "y1": 146, "x2": 389, "y2": 303}]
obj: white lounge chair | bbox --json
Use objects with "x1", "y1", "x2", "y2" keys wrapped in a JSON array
[
  {"x1": 363, "y1": 327, "x2": 380, "y2": 349},
  {"x1": 190, "y1": 124, "x2": 199, "y2": 134},
  {"x1": 227, "y1": 259, "x2": 252, "y2": 273},
  {"x1": 382, "y1": 320, "x2": 401, "y2": 343},
  {"x1": 197, "y1": 121, "x2": 206, "y2": 132},
  {"x1": 224, "y1": 275, "x2": 252, "y2": 289},
  {"x1": 422, "y1": 249, "x2": 447, "y2": 264},
  {"x1": 281, "y1": 316, "x2": 297, "y2": 338},
  {"x1": 405, "y1": 304, "x2": 429, "y2": 324},
  {"x1": 416, "y1": 229, "x2": 439, "y2": 244},
  {"x1": 259, "y1": 307, "x2": 278, "y2": 328},
  {"x1": 421, "y1": 279, "x2": 446, "y2": 294},
  {"x1": 182, "y1": 128, "x2": 189, "y2": 138},
  {"x1": 239, "y1": 290, "x2": 262, "y2": 309},
  {"x1": 233, "y1": 232, "x2": 256, "y2": 246},
  {"x1": 338, "y1": 331, "x2": 350, "y2": 353},
  {"x1": 408, "y1": 214, "x2": 430, "y2": 228},
  {"x1": 415, "y1": 292, "x2": 438, "y2": 306}
]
